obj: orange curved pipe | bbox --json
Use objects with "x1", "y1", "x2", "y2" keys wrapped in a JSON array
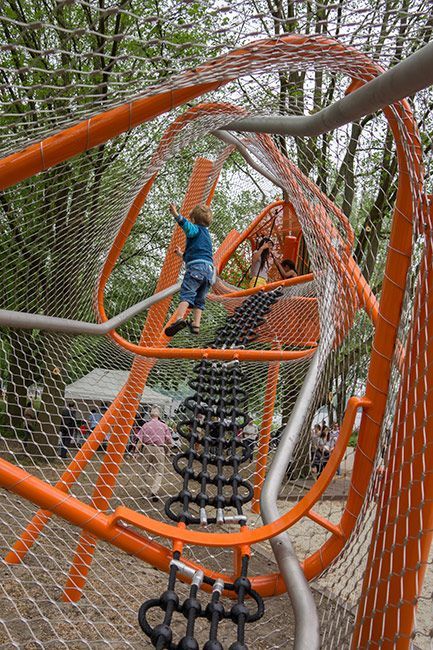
[
  {"x1": 212, "y1": 273, "x2": 314, "y2": 299},
  {"x1": 0, "y1": 396, "x2": 369, "y2": 551},
  {"x1": 0, "y1": 395, "x2": 368, "y2": 600},
  {"x1": 91, "y1": 99, "x2": 371, "y2": 361},
  {"x1": 0, "y1": 34, "x2": 384, "y2": 191},
  {"x1": 0, "y1": 37, "x2": 423, "y2": 618},
  {"x1": 303, "y1": 98, "x2": 423, "y2": 587},
  {"x1": 352, "y1": 212, "x2": 433, "y2": 648}
]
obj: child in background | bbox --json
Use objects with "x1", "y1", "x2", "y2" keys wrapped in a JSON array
[
  {"x1": 165, "y1": 203, "x2": 215, "y2": 337},
  {"x1": 273, "y1": 256, "x2": 298, "y2": 280},
  {"x1": 249, "y1": 238, "x2": 274, "y2": 288}
]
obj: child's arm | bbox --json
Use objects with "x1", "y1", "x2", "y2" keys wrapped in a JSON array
[
  {"x1": 251, "y1": 242, "x2": 268, "y2": 264},
  {"x1": 272, "y1": 254, "x2": 287, "y2": 279},
  {"x1": 169, "y1": 203, "x2": 199, "y2": 238}
]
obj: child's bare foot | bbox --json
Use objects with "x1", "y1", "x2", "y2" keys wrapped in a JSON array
[{"x1": 165, "y1": 318, "x2": 187, "y2": 337}]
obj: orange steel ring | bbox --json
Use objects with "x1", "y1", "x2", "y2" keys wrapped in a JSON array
[{"x1": 0, "y1": 35, "x2": 422, "y2": 601}]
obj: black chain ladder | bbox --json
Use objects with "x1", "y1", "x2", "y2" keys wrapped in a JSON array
[{"x1": 139, "y1": 288, "x2": 283, "y2": 649}]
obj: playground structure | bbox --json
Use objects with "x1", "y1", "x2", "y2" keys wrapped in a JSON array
[{"x1": 0, "y1": 3, "x2": 433, "y2": 649}]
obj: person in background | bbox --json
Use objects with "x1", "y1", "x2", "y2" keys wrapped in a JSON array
[
  {"x1": 310, "y1": 423, "x2": 322, "y2": 464},
  {"x1": 59, "y1": 403, "x2": 78, "y2": 458},
  {"x1": 329, "y1": 421, "x2": 341, "y2": 476},
  {"x1": 273, "y1": 256, "x2": 298, "y2": 280},
  {"x1": 240, "y1": 416, "x2": 259, "y2": 458},
  {"x1": 311, "y1": 427, "x2": 330, "y2": 477},
  {"x1": 89, "y1": 407, "x2": 103, "y2": 430},
  {"x1": 134, "y1": 406, "x2": 172, "y2": 502},
  {"x1": 23, "y1": 401, "x2": 37, "y2": 451},
  {"x1": 79, "y1": 419, "x2": 90, "y2": 445},
  {"x1": 249, "y1": 238, "x2": 274, "y2": 288},
  {"x1": 330, "y1": 421, "x2": 340, "y2": 442}
]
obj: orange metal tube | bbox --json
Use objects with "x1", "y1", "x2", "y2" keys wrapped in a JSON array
[
  {"x1": 302, "y1": 97, "x2": 422, "y2": 585},
  {"x1": 0, "y1": 455, "x2": 283, "y2": 598},
  {"x1": 2, "y1": 397, "x2": 369, "y2": 553},
  {"x1": 63, "y1": 157, "x2": 216, "y2": 602},
  {"x1": 306, "y1": 510, "x2": 345, "y2": 539},
  {"x1": 62, "y1": 358, "x2": 155, "y2": 601},
  {"x1": 4, "y1": 390, "x2": 130, "y2": 564},
  {"x1": 106, "y1": 395, "x2": 369, "y2": 548},
  {"x1": 0, "y1": 35, "x2": 378, "y2": 192},
  {"x1": 99, "y1": 340, "x2": 315, "y2": 362},
  {"x1": 0, "y1": 395, "x2": 369, "y2": 596},
  {"x1": 251, "y1": 360, "x2": 280, "y2": 513},
  {"x1": 215, "y1": 273, "x2": 314, "y2": 299},
  {"x1": 5, "y1": 174, "x2": 158, "y2": 565},
  {"x1": 0, "y1": 82, "x2": 219, "y2": 190},
  {"x1": 352, "y1": 220, "x2": 433, "y2": 648}
]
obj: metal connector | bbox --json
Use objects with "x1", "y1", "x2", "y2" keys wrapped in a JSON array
[
  {"x1": 170, "y1": 559, "x2": 196, "y2": 580},
  {"x1": 212, "y1": 578, "x2": 224, "y2": 594},
  {"x1": 200, "y1": 507, "x2": 208, "y2": 526},
  {"x1": 222, "y1": 514, "x2": 247, "y2": 524},
  {"x1": 192, "y1": 570, "x2": 204, "y2": 588}
]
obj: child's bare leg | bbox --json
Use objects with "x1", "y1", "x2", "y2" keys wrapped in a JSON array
[
  {"x1": 192, "y1": 308, "x2": 203, "y2": 328},
  {"x1": 164, "y1": 301, "x2": 190, "y2": 336},
  {"x1": 175, "y1": 301, "x2": 189, "y2": 320}
]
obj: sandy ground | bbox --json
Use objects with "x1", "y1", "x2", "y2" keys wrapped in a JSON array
[{"x1": 0, "y1": 442, "x2": 431, "y2": 649}]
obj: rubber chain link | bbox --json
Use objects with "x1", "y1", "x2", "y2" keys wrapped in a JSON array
[{"x1": 139, "y1": 289, "x2": 282, "y2": 648}]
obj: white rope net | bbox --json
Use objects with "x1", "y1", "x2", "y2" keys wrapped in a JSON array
[{"x1": 0, "y1": 2, "x2": 432, "y2": 649}]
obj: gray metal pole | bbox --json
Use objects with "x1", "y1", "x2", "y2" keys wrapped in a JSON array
[
  {"x1": 222, "y1": 41, "x2": 433, "y2": 137},
  {"x1": 0, "y1": 282, "x2": 181, "y2": 336},
  {"x1": 213, "y1": 130, "x2": 285, "y2": 190},
  {"x1": 260, "y1": 350, "x2": 321, "y2": 650}
]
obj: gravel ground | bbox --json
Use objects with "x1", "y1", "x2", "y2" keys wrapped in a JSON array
[{"x1": 0, "y1": 444, "x2": 431, "y2": 649}]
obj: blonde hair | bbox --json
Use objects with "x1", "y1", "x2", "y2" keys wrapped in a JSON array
[
  {"x1": 189, "y1": 204, "x2": 212, "y2": 227},
  {"x1": 150, "y1": 406, "x2": 161, "y2": 418}
]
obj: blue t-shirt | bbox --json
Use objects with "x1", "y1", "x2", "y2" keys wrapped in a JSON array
[{"x1": 176, "y1": 215, "x2": 213, "y2": 266}]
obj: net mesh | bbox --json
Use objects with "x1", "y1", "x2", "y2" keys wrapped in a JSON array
[{"x1": 0, "y1": 1, "x2": 432, "y2": 649}]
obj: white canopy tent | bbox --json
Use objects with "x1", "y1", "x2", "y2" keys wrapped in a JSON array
[{"x1": 65, "y1": 368, "x2": 174, "y2": 414}]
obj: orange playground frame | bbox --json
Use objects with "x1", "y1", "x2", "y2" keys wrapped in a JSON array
[{"x1": 0, "y1": 33, "x2": 429, "y2": 650}]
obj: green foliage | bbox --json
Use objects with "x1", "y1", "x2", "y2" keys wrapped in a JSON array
[{"x1": 348, "y1": 429, "x2": 359, "y2": 447}]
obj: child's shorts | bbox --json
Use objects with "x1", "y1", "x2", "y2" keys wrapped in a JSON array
[{"x1": 180, "y1": 262, "x2": 214, "y2": 310}]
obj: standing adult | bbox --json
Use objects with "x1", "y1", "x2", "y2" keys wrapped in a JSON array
[
  {"x1": 329, "y1": 422, "x2": 341, "y2": 476},
  {"x1": 135, "y1": 407, "x2": 172, "y2": 501},
  {"x1": 240, "y1": 416, "x2": 259, "y2": 458},
  {"x1": 249, "y1": 238, "x2": 274, "y2": 288},
  {"x1": 312, "y1": 427, "x2": 330, "y2": 477},
  {"x1": 89, "y1": 407, "x2": 103, "y2": 431},
  {"x1": 59, "y1": 403, "x2": 78, "y2": 458},
  {"x1": 23, "y1": 401, "x2": 37, "y2": 451},
  {"x1": 310, "y1": 423, "x2": 322, "y2": 464}
]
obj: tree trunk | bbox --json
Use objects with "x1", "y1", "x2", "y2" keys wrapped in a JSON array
[
  {"x1": 29, "y1": 332, "x2": 72, "y2": 458},
  {"x1": 6, "y1": 329, "x2": 39, "y2": 437}
]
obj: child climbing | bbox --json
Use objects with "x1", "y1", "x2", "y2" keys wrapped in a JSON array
[
  {"x1": 272, "y1": 256, "x2": 298, "y2": 280},
  {"x1": 249, "y1": 237, "x2": 274, "y2": 288},
  {"x1": 165, "y1": 202, "x2": 215, "y2": 337}
]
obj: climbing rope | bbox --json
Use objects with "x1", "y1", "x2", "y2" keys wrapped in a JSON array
[{"x1": 139, "y1": 288, "x2": 282, "y2": 649}]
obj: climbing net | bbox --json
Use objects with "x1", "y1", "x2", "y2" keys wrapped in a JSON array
[{"x1": 1, "y1": 2, "x2": 433, "y2": 649}]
